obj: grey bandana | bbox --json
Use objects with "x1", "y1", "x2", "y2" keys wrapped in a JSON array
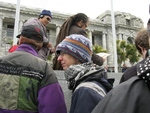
[{"x1": 64, "y1": 62, "x2": 106, "y2": 90}]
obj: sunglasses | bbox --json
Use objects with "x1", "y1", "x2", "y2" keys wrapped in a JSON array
[{"x1": 46, "y1": 17, "x2": 51, "y2": 22}]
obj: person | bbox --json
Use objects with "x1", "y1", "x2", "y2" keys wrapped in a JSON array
[
  {"x1": 120, "y1": 28, "x2": 149, "y2": 83},
  {"x1": 53, "y1": 13, "x2": 89, "y2": 70},
  {"x1": 8, "y1": 40, "x2": 19, "y2": 53},
  {"x1": 91, "y1": 55, "x2": 150, "y2": 113},
  {"x1": 56, "y1": 34, "x2": 113, "y2": 113},
  {"x1": 92, "y1": 53, "x2": 105, "y2": 66},
  {"x1": 104, "y1": 65, "x2": 111, "y2": 72},
  {"x1": 92, "y1": 19, "x2": 150, "y2": 113},
  {"x1": 121, "y1": 63, "x2": 128, "y2": 73},
  {"x1": 21, "y1": 9, "x2": 54, "y2": 61},
  {"x1": 0, "y1": 24, "x2": 67, "y2": 113},
  {"x1": 53, "y1": 13, "x2": 104, "y2": 70}
]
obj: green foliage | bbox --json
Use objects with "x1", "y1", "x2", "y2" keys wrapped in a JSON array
[
  {"x1": 10, "y1": 40, "x2": 13, "y2": 46},
  {"x1": 126, "y1": 44, "x2": 141, "y2": 64},
  {"x1": 47, "y1": 54, "x2": 53, "y2": 61},
  {"x1": 117, "y1": 40, "x2": 127, "y2": 64},
  {"x1": 92, "y1": 44, "x2": 107, "y2": 53},
  {"x1": 117, "y1": 39, "x2": 141, "y2": 65}
]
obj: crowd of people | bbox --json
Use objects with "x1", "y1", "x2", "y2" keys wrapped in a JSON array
[{"x1": 0, "y1": 7, "x2": 150, "y2": 113}]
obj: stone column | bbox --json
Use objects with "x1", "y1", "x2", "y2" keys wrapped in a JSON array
[
  {"x1": 56, "y1": 26, "x2": 60, "y2": 37},
  {"x1": 18, "y1": 20, "x2": 24, "y2": 34},
  {"x1": 0, "y1": 16, "x2": 3, "y2": 47},
  {"x1": 102, "y1": 32, "x2": 107, "y2": 50},
  {"x1": 122, "y1": 33, "x2": 127, "y2": 42},
  {"x1": 102, "y1": 32, "x2": 108, "y2": 65},
  {"x1": 88, "y1": 31, "x2": 92, "y2": 46},
  {"x1": 119, "y1": 33, "x2": 122, "y2": 40}
]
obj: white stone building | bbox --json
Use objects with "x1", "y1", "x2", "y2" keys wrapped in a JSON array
[{"x1": 0, "y1": 1, "x2": 143, "y2": 68}]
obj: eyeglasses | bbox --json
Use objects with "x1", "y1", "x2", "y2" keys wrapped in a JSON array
[{"x1": 46, "y1": 17, "x2": 51, "y2": 22}]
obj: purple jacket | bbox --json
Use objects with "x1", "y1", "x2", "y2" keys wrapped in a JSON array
[{"x1": 0, "y1": 44, "x2": 67, "y2": 113}]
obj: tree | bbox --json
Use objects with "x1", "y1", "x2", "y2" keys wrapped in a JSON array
[
  {"x1": 92, "y1": 44, "x2": 107, "y2": 53},
  {"x1": 117, "y1": 39, "x2": 141, "y2": 66},
  {"x1": 117, "y1": 40, "x2": 127, "y2": 66},
  {"x1": 126, "y1": 43, "x2": 141, "y2": 66}
]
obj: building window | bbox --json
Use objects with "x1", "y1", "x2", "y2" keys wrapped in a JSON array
[
  {"x1": 126, "y1": 19, "x2": 131, "y2": 26},
  {"x1": 127, "y1": 37, "x2": 133, "y2": 44},
  {"x1": 121, "y1": 34, "x2": 123, "y2": 40},
  {"x1": 101, "y1": 18, "x2": 104, "y2": 22},
  {"x1": 7, "y1": 25, "x2": 14, "y2": 37},
  {"x1": 7, "y1": 25, "x2": 14, "y2": 29},
  {"x1": 92, "y1": 36, "x2": 95, "y2": 45}
]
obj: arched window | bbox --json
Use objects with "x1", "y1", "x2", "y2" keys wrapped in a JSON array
[{"x1": 127, "y1": 37, "x2": 134, "y2": 44}]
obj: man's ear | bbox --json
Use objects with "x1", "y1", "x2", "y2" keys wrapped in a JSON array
[
  {"x1": 138, "y1": 45, "x2": 143, "y2": 50},
  {"x1": 138, "y1": 45, "x2": 147, "y2": 58},
  {"x1": 19, "y1": 36, "x2": 23, "y2": 44}
]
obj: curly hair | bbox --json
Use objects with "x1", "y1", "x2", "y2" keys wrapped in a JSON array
[{"x1": 134, "y1": 28, "x2": 149, "y2": 55}]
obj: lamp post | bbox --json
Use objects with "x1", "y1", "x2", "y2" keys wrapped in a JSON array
[
  {"x1": 13, "y1": 0, "x2": 20, "y2": 45},
  {"x1": 110, "y1": 0, "x2": 118, "y2": 73}
]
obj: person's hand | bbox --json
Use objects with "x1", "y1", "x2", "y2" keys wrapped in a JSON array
[
  {"x1": 50, "y1": 47, "x2": 55, "y2": 53},
  {"x1": 102, "y1": 56, "x2": 107, "y2": 62},
  {"x1": 46, "y1": 42, "x2": 53, "y2": 48}
]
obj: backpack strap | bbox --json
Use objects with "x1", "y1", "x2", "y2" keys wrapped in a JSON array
[{"x1": 75, "y1": 82, "x2": 106, "y2": 97}]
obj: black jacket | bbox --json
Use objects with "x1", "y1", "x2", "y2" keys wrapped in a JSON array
[
  {"x1": 65, "y1": 63, "x2": 113, "y2": 113},
  {"x1": 92, "y1": 76, "x2": 150, "y2": 113},
  {"x1": 120, "y1": 59, "x2": 145, "y2": 83}
]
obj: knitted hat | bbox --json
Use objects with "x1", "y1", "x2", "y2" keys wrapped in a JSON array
[
  {"x1": 56, "y1": 34, "x2": 92, "y2": 63},
  {"x1": 40, "y1": 10, "x2": 52, "y2": 18}
]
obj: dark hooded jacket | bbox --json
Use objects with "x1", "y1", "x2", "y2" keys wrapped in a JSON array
[
  {"x1": 120, "y1": 59, "x2": 145, "y2": 83},
  {"x1": 92, "y1": 56, "x2": 150, "y2": 113},
  {"x1": 64, "y1": 62, "x2": 114, "y2": 113}
]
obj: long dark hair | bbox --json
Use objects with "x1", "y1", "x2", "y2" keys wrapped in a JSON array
[
  {"x1": 55, "y1": 13, "x2": 88, "y2": 47},
  {"x1": 53, "y1": 13, "x2": 88, "y2": 70}
]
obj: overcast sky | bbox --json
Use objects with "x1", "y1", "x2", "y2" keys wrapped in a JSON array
[{"x1": 0, "y1": 0, "x2": 149, "y2": 27}]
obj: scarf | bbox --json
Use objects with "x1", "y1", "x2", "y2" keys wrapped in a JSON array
[{"x1": 64, "y1": 62, "x2": 113, "y2": 91}]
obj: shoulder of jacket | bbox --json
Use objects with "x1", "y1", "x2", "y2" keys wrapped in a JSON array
[{"x1": 75, "y1": 82, "x2": 106, "y2": 97}]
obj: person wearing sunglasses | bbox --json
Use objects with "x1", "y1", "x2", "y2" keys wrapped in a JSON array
[{"x1": 20, "y1": 9, "x2": 54, "y2": 61}]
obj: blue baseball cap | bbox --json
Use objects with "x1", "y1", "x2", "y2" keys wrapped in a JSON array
[{"x1": 40, "y1": 10, "x2": 52, "y2": 18}]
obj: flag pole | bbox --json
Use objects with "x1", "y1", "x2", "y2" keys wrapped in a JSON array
[
  {"x1": 110, "y1": 0, "x2": 118, "y2": 72},
  {"x1": 13, "y1": 0, "x2": 21, "y2": 45}
]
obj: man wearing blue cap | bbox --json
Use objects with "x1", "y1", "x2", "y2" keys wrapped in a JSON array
[{"x1": 21, "y1": 9, "x2": 55, "y2": 60}]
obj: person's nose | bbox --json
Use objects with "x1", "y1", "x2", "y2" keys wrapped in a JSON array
[{"x1": 57, "y1": 55, "x2": 63, "y2": 62}]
